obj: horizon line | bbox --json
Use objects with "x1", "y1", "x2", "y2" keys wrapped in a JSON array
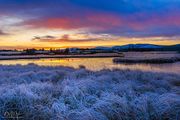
[{"x1": 0, "y1": 43, "x2": 179, "y2": 50}]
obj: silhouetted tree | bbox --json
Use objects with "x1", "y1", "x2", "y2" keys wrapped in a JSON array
[{"x1": 26, "y1": 49, "x2": 36, "y2": 55}]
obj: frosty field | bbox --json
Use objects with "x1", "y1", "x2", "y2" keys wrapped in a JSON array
[{"x1": 0, "y1": 64, "x2": 179, "y2": 120}]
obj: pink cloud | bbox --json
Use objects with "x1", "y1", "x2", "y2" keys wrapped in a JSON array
[
  {"x1": 25, "y1": 12, "x2": 123, "y2": 30},
  {"x1": 24, "y1": 12, "x2": 180, "y2": 34}
]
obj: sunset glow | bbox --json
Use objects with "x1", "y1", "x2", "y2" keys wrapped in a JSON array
[{"x1": 0, "y1": 0, "x2": 180, "y2": 49}]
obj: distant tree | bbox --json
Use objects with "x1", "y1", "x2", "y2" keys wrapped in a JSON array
[
  {"x1": 40, "y1": 48, "x2": 45, "y2": 51},
  {"x1": 26, "y1": 48, "x2": 36, "y2": 55},
  {"x1": 64, "y1": 48, "x2": 69, "y2": 54},
  {"x1": 50, "y1": 48, "x2": 53, "y2": 52}
]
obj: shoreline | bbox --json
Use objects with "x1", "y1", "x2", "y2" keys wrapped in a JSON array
[
  {"x1": 113, "y1": 57, "x2": 180, "y2": 64},
  {"x1": 0, "y1": 53, "x2": 123, "y2": 60}
]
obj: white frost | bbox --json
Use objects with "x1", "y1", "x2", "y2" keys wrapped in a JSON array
[{"x1": 0, "y1": 64, "x2": 179, "y2": 120}]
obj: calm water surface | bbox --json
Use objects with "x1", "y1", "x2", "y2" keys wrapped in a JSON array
[{"x1": 0, "y1": 58, "x2": 179, "y2": 74}]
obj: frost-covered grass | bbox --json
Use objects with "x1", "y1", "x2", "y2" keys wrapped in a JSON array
[
  {"x1": 0, "y1": 64, "x2": 179, "y2": 120},
  {"x1": 114, "y1": 52, "x2": 180, "y2": 64}
]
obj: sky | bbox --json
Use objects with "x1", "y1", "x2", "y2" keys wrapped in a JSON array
[{"x1": 0, "y1": 0, "x2": 180, "y2": 49}]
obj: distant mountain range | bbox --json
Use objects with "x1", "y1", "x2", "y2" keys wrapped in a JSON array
[{"x1": 94, "y1": 44, "x2": 180, "y2": 51}]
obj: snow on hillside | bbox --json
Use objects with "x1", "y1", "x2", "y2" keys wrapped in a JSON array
[
  {"x1": 113, "y1": 44, "x2": 162, "y2": 50},
  {"x1": 0, "y1": 64, "x2": 179, "y2": 119}
]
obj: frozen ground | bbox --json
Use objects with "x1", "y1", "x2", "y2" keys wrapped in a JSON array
[
  {"x1": 0, "y1": 53, "x2": 121, "y2": 60},
  {"x1": 0, "y1": 64, "x2": 179, "y2": 120},
  {"x1": 122, "y1": 51, "x2": 180, "y2": 59},
  {"x1": 114, "y1": 52, "x2": 180, "y2": 64}
]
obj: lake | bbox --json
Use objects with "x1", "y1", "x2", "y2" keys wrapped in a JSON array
[{"x1": 0, "y1": 57, "x2": 179, "y2": 74}]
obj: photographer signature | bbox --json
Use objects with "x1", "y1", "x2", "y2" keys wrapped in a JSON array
[{"x1": 2, "y1": 111, "x2": 23, "y2": 120}]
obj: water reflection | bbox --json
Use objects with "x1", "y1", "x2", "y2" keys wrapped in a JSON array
[{"x1": 0, "y1": 58, "x2": 179, "y2": 74}]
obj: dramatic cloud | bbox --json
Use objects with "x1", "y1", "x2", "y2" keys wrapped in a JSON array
[
  {"x1": 32, "y1": 35, "x2": 56, "y2": 41},
  {"x1": 0, "y1": 0, "x2": 180, "y2": 48},
  {"x1": 0, "y1": 30, "x2": 8, "y2": 35},
  {"x1": 19, "y1": 1, "x2": 180, "y2": 38},
  {"x1": 32, "y1": 34, "x2": 109, "y2": 43},
  {"x1": 25, "y1": 13, "x2": 122, "y2": 30}
]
